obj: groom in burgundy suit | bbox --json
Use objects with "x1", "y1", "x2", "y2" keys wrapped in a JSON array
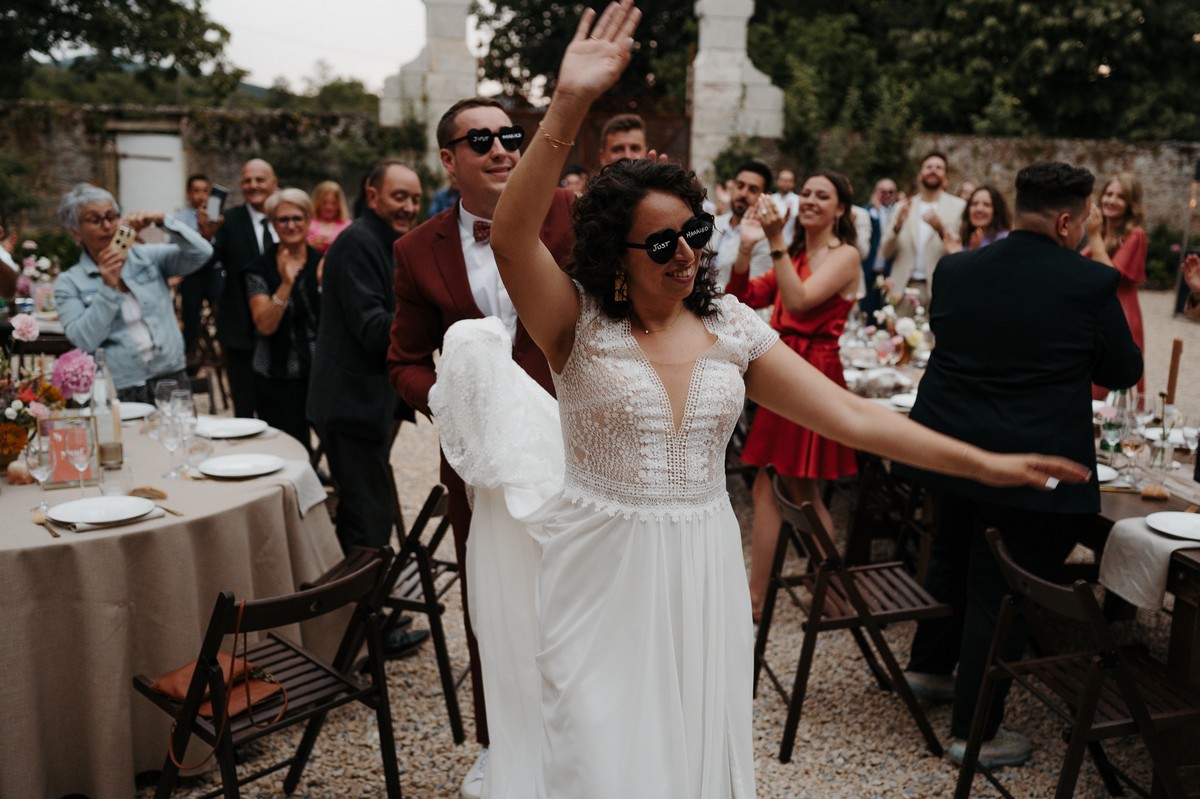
[{"x1": 387, "y1": 96, "x2": 574, "y2": 798}]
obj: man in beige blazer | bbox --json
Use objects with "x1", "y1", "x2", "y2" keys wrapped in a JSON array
[{"x1": 881, "y1": 151, "x2": 965, "y2": 307}]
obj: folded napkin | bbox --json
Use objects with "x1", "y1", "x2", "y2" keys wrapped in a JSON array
[
  {"x1": 272, "y1": 459, "x2": 326, "y2": 518},
  {"x1": 58, "y1": 506, "x2": 166, "y2": 533},
  {"x1": 1099, "y1": 517, "x2": 1197, "y2": 609}
]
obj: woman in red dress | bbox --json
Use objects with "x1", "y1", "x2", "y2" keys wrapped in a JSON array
[
  {"x1": 727, "y1": 170, "x2": 862, "y2": 613},
  {"x1": 1083, "y1": 172, "x2": 1147, "y2": 402}
]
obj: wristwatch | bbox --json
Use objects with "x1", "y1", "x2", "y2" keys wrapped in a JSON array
[{"x1": 770, "y1": 248, "x2": 785, "y2": 259}]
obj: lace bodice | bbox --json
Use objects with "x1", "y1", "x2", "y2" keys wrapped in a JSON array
[{"x1": 554, "y1": 287, "x2": 777, "y2": 519}]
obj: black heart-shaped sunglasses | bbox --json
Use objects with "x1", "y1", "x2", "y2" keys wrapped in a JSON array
[
  {"x1": 447, "y1": 125, "x2": 526, "y2": 154},
  {"x1": 623, "y1": 214, "x2": 715, "y2": 264}
]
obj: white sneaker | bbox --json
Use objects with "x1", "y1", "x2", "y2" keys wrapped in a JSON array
[{"x1": 460, "y1": 748, "x2": 488, "y2": 799}]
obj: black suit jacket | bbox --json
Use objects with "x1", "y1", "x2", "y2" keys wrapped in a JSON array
[
  {"x1": 212, "y1": 204, "x2": 266, "y2": 352},
  {"x1": 307, "y1": 209, "x2": 413, "y2": 440},
  {"x1": 904, "y1": 230, "x2": 1143, "y2": 514}
]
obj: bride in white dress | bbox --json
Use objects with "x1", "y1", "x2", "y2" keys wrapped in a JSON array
[{"x1": 430, "y1": 3, "x2": 1092, "y2": 796}]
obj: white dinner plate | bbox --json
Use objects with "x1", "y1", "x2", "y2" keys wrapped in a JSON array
[
  {"x1": 1095, "y1": 464, "x2": 1119, "y2": 483},
  {"x1": 1145, "y1": 512, "x2": 1200, "y2": 541},
  {"x1": 119, "y1": 401, "x2": 155, "y2": 421},
  {"x1": 889, "y1": 393, "x2": 918, "y2": 410},
  {"x1": 195, "y1": 416, "x2": 269, "y2": 439},
  {"x1": 47, "y1": 495, "x2": 155, "y2": 526},
  {"x1": 198, "y1": 453, "x2": 285, "y2": 479},
  {"x1": 1144, "y1": 427, "x2": 1186, "y2": 445}
]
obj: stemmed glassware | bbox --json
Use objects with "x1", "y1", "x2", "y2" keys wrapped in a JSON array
[
  {"x1": 24, "y1": 431, "x2": 57, "y2": 512},
  {"x1": 153, "y1": 379, "x2": 179, "y2": 415},
  {"x1": 62, "y1": 422, "x2": 95, "y2": 499},
  {"x1": 1119, "y1": 418, "x2": 1146, "y2": 486},
  {"x1": 1184, "y1": 415, "x2": 1199, "y2": 463},
  {"x1": 158, "y1": 413, "x2": 184, "y2": 479}
]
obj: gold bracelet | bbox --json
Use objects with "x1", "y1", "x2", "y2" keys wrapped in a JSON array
[{"x1": 538, "y1": 121, "x2": 575, "y2": 149}]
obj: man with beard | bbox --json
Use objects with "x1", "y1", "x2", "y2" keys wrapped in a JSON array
[
  {"x1": 308, "y1": 160, "x2": 422, "y2": 559},
  {"x1": 388, "y1": 96, "x2": 575, "y2": 799},
  {"x1": 709, "y1": 161, "x2": 774, "y2": 289},
  {"x1": 211, "y1": 158, "x2": 279, "y2": 417},
  {"x1": 882, "y1": 151, "x2": 965, "y2": 307}
]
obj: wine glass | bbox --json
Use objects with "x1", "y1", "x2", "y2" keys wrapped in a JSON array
[
  {"x1": 62, "y1": 423, "x2": 94, "y2": 499},
  {"x1": 24, "y1": 432, "x2": 57, "y2": 512},
  {"x1": 153, "y1": 379, "x2": 179, "y2": 414},
  {"x1": 1184, "y1": 415, "x2": 1199, "y2": 463},
  {"x1": 159, "y1": 414, "x2": 183, "y2": 479},
  {"x1": 1101, "y1": 420, "x2": 1123, "y2": 462},
  {"x1": 1119, "y1": 422, "x2": 1146, "y2": 486}
]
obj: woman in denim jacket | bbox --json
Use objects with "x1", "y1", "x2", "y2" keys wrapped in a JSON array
[{"x1": 53, "y1": 183, "x2": 213, "y2": 402}]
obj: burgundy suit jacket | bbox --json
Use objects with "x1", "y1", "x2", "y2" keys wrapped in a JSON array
[{"x1": 387, "y1": 188, "x2": 576, "y2": 417}]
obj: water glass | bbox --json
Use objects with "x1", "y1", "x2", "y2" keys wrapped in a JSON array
[
  {"x1": 154, "y1": 379, "x2": 179, "y2": 413},
  {"x1": 159, "y1": 414, "x2": 183, "y2": 479},
  {"x1": 1184, "y1": 415, "x2": 1200, "y2": 462},
  {"x1": 99, "y1": 463, "x2": 134, "y2": 496},
  {"x1": 23, "y1": 433, "x2": 56, "y2": 512}
]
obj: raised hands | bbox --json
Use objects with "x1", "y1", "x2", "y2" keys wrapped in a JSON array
[
  {"x1": 1183, "y1": 252, "x2": 1200, "y2": 292},
  {"x1": 556, "y1": 0, "x2": 643, "y2": 104}
]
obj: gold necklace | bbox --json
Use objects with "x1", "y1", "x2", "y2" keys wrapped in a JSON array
[{"x1": 630, "y1": 306, "x2": 686, "y2": 335}]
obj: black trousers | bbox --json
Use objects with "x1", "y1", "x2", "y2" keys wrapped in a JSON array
[
  {"x1": 907, "y1": 490, "x2": 1084, "y2": 740},
  {"x1": 224, "y1": 347, "x2": 256, "y2": 419},
  {"x1": 253, "y1": 374, "x2": 311, "y2": 455},
  {"x1": 179, "y1": 267, "x2": 223, "y2": 363},
  {"x1": 323, "y1": 428, "x2": 396, "y2": 551}
]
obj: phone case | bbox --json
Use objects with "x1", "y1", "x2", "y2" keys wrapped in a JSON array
[{"x1": 110, "y1": 226, "x2": 136, "y2": 252}]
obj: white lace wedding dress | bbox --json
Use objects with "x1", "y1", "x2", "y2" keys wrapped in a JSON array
[{"x1": 430, "y1": 286, "x2": 777, "y2": 799}]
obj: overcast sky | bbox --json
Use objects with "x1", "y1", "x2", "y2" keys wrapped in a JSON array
[{"x1": 204, "y1": 0, "x2": 439, "y2": 93}]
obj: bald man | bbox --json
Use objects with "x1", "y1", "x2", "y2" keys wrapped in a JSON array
[{"x1": 211, "y1": 158, "x2": 279, "y2": 417}]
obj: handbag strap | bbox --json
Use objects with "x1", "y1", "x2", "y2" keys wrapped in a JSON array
[{"x1": 166, "y1": 599, "x2": 247, "y2": 771}]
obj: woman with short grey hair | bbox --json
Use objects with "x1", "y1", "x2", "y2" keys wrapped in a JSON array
[{"x1": 53, "y1": 182, "x2": 213, "y2": 402}]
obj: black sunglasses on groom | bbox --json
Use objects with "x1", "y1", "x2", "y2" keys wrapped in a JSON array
[
  {"x1": 623, "y1": 214, "x2": 715, "y2": 264},
  {"x1": 447, "y1": 125, "x2": 526, "y2": 154}
]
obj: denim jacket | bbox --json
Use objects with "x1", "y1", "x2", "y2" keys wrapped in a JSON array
[{"x1": 54, "y1": 215, "x2": 213, "y2": 389}]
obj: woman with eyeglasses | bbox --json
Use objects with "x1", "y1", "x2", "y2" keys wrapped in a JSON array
[
  {"x1": 726, "y1": 170, "x2": 862, "y2": 618},
  {"x1": 424, "y1": 3, "x2": 1091, "y2": 795},
  {"x1": 53, "y1": 182, "x2": 212, "y2": 402},
  {"x1": 244, "y1": 188, "x2": 321, "y2": 452}
]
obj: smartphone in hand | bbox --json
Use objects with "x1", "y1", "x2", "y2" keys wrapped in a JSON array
[
  {"x1": 205, "y1": 184, "x2": 229, "y2": 221},
  {"x1": 109, "y1": 225, "x2": 136, "y2": 253}
]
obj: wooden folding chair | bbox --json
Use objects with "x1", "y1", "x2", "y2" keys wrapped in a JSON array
[
  {"x1": 133, "y1": 547, "x2": 402, "y2": 798},
  {"x1": 753, "y1": 464, "x2": 952, "y2": 763},
  {"x1": 955, "y1": 530, "x2": 1200, "y2": 799},
  {"x1": 341, "y1": 484, "x2": 462, "y2": 744}
]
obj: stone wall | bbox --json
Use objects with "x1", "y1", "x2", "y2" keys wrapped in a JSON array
[
  {"x1": 908, "y1": 133, "x2": 1200, "y2": 231},
  {"x1": 0, "y1": 101, "x2": 427, "y2": 231}
]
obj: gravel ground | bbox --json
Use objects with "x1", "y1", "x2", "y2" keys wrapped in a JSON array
[{"x1": 141, "y1": 289, "x2": 1196, "y2": 798}]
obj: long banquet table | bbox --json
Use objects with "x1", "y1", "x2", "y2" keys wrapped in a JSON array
[{"x1": 0, "y1": 420, "x2": 344, "y2": 799}]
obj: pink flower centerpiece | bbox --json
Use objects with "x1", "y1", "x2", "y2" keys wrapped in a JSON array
[
  {"x1": 10, "y1": 313, "x2": 39, "y2": 343},
  {"x1": 51, "y1": 349, "x2": 96, "y2": 400}
]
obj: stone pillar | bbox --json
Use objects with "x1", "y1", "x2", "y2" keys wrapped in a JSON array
[
  {"x1": 688, "y1": 0, "x2": 783, "y2": 189},
  {"x1": 380, "y1": 0, "x2": 478, "y2": 174}
]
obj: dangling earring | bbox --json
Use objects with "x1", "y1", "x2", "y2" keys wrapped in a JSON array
[{"x1": 614, "y1": 269, "x2": 628, "y2": 302}]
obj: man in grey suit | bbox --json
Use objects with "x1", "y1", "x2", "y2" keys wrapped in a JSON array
[{"x1": 881, "y1": 151, "x2": 965, "y2": 307}]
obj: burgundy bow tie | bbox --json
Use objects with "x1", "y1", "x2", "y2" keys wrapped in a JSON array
[{"x1": 473, "y1": 220, "x2": 492, "y2": 243}]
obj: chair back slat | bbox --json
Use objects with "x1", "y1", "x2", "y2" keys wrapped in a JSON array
[
  {"x1": 400, "y1": 484, "x2": 448, "y2": 557},
  {"x1": 984, "y1": 528, "x2": 1089, "y2": 622},
  {"x1": 766, "y1": 465, "x2": 837, "y2": 563},
  {"x1": 220, "y1": 549, "x2": 391, "y2": 635}
]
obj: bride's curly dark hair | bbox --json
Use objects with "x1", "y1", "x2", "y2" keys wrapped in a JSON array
[{"x1": 567, "y1": 159, "x2": 721, "y2": 320}]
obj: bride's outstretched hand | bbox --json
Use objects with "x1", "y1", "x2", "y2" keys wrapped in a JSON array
[
  {"x1": 556, "y1": 0, "x2": 643, "y2": 103},
  {"x1": 976, "y1": 453, "x2": 1092, "y2": 490}
]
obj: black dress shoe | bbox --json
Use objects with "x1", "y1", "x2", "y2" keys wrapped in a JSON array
[{"x1": 384, "y1": 627, "x2": 430, "y2": 657}]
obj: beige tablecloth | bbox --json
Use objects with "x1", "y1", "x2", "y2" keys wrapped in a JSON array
[
  {"x1": 1099, "y1": 517, "x2": 1198, "y2": 609},
  {"x1": 0, "y1": 423, "x2": 343, "y2": 799}
]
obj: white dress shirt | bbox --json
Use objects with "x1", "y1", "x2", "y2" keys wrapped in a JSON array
[
  {"x1": 246, "y1": 204, "x2": 278, "y2": 253},
  {"x1": 458, "y1": 202, "x2": 518, "y2": 340}
]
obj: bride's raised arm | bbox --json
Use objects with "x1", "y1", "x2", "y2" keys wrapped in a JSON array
[{"x1": 491, "y1": 0, "x2": 642, "y2": 371}]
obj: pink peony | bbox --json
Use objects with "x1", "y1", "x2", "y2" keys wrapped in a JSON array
[
  {"x1": 51, "y1": 349, "x2": 96, "y2": 399},
  {"x1": 21, "y1": 240, "x2": 36, "y2": 250},
  {"x1": 15, "y1": 274, "x2": 32, "y2": 297},
  {"x1": 28, "y1": 401, "x2": 49, "y2": 420},
  {"x1": 10, "y1": 313, "x2": 38, "y2": 342}
]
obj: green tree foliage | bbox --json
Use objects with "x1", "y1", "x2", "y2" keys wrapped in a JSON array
[
  {"x1": 0, "y1": 153, "x2": 38, "y2": 228},
  {"x1": 1, "y1": 0, "x2": 242, "y2": 100},
  {"x1": 473, "y1": 0, "x2": 696, "y2": 104}
]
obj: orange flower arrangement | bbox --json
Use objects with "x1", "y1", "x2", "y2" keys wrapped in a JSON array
[{"x1": 0, "y1": 422, "x2": 28, "y2": 457}]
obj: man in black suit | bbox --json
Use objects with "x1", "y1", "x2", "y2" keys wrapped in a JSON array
[
  {"x1": 308, "y1": 159, "x2": 421, "y2": 552},
  {"x1": 211, "y1": 158, "x2": 278, "y2": 417},
  {"x1": 902, "y1": 161, "x2": 1143, "y2": 767}
]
